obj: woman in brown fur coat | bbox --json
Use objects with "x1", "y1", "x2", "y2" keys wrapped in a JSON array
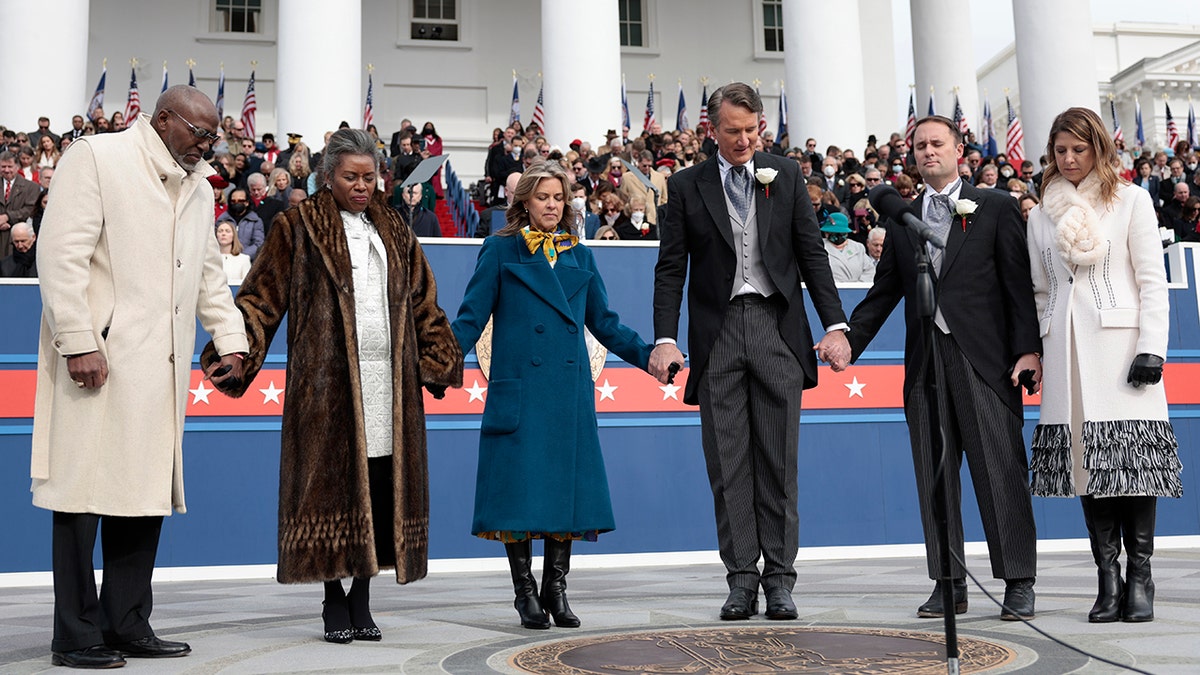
[{"x1": 204, "y1": 129, "x2": 462, "y2": 643}]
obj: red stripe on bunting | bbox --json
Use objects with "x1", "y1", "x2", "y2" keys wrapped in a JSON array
[{"x1": 6, "y1": 364, "x2": 1200, "y2": 419}]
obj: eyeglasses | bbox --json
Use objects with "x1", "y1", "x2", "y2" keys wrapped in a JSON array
[
  {"x1": 865, "y1": 177, "x2": 881, "y2": 183},
  {"x1": 599, "y1": 234, "x2": 618, "y2": 240},
  {"x1": 848, "y1": 182, "x2": 864, "y2": 188},
  {"x1": 168, "y1": 110, "x2": 221, "y2": 143}
]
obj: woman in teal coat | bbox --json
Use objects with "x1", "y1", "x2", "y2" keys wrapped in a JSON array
[{"x1": 452, "y1": 161, "x2": 661, "y2": 630}]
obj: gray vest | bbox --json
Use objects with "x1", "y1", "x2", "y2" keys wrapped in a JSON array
[{"x1": 725, "y1": 186, "x2": 779, "y2": 299}]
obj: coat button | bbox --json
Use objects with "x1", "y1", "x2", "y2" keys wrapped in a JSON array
[
  {"x1": 567, "y1": 325, "x2": 578, "y2": 334},
  {"x1": 1068, "y1": 277, "x2": 1073, "y2": 284},
  {"x1": 534, "y1": 324, "x2": 545, "y2": 333},
  {"x1": 168, "y1": 354, "x2": 175, "y2": 363},
  {"x1": 176, "y1": 259, "x2": 182, "y2": 268},
  {"x1": 531, "y1": 357, "x2": 542, "y2": 366}
]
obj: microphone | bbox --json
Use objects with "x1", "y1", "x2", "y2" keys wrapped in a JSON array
[{"x1": 868, "y1": 184, "x2": 946, "y2": 249}]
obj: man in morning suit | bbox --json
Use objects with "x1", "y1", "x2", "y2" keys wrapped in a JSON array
[
  {"x1": 845, "y1": 116, "x2": 1042, "y2": 620},
  {"x1": 649, "y1": 83, "x2": 851, "y2": 621}
]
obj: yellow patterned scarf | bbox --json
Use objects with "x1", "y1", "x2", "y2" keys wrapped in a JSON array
[{"x1": 521, "y1": 227, "x2": 578, "y2": 263}]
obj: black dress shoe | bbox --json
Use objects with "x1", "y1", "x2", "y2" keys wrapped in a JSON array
[
  {"x1": 1000, "y1": 578, "x2": 1036, "y2": 620},
  {"x1": 720, "y1": 587, "x2": 758, "y2": 620},
  {"x1": 917, "y1": 579, "x2": 968, "y2": 618},
  {"x1": 51, "y1": 645, "x2": 126, "y2": 669},
  {"x1": 764, "y1": 587, "x2": 798, "y2": 620},
  {"x1": 108, "y1": 635, "x2": 191, "y2": 659},
  {"x1": 352, "y1": 626, "x2": 382, "y2": 641}
]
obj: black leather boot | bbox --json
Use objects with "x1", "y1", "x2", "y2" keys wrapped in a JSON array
[
  {"x1": 1121, "y1": 496, "x2": 1157, "y2": 622},
  {"x1": 541, "y1": 539, "x2": 581, "y2": 628},
  {"x1": 1081, "y1": 495, "x2": 1124, "y2": 622},
  {"x1": 505, "y1": 541, "x2": 550, "y2": 629}
]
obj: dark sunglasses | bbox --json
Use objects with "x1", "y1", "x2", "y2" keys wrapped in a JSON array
[{"x1": 168, "y1": 110, "x2": 221, "y2": 143}]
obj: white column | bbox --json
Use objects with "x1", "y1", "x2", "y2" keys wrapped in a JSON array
[
  {"x1": 910, "y1": 0, "x2": 978, "y2": 133},
  {"x1": 1013, "y1": 0, "x2": 1097, "y2": 161},
  {"x1": 541, "y1": 0, "x2": 621, "y2": 150},
  {"x1": 277, "y1": 0, "x2": 361, "y2": 153},
  {"x1": 783, "y1": 0, "x2": 866, "y2": 151},
  {"x1": 0, "y1": 0, "x2": 89, "y2": 133}
]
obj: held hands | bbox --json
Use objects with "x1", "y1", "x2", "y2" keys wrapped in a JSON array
[
  {"x1": 648, "y1": 343, "x2": 685, "y2": 385},
  {"x1": 204, "y1": 353, "x2": 245, "y2": 391},
  {"x1": 1009, "y1": 353, "x2": 1043, "y2": 395},
  {"x1": 1127, "y1": 354, "x2": 1164, "y2": 388},
  {"x1": 66, "y1": 351, "x2": 108, "y2": 390},
  {"x1": 814, "y1": 330, "x2": 850, "y2": 372}
]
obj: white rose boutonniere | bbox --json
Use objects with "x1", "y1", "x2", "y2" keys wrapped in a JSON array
[
  {"x1": 952, "y1": 198, "x2": 978, "y2": 231},
  {"x1": 755, "y1": 167, "x2": 779, "y2": 198}
]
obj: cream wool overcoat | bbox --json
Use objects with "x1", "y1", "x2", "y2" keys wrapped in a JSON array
[
  {"x1": 1027, "y1": 179, "x2": 1181, "y2": 497},
  {"x1": 31, "y1": 114, "x2": 249, "y2": 516}
]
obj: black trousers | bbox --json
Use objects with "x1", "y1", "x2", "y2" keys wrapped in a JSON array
[
  {"x1": 368, "y1": 456, "x2": 396, "y2": 569},
  {"x1": 51, "y1": 512, "x2": 163, "y2": 652}
]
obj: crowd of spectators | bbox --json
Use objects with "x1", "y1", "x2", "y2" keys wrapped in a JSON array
[{"x1": 6, "y1": 105, "x2": 1200, "y2": 282}]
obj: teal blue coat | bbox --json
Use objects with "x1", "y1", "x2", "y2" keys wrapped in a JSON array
[{"x1": 452, "y1": 235, "x2": 652, "y2": 535}]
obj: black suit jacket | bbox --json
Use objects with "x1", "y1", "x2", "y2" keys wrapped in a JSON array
[
  {"x1": 653, "y1": 152, "x2": 848, "y2": 405},
  {"x1": 846, "y1": 183, "x2": 1040, "y2": 416},
  {"x1": 254, "y1": 198, "x2": 285, "y2": 237}
]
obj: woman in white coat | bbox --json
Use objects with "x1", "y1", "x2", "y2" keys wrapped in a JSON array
[{"x1": 1027, "y1": 107, "x2": 1182, "y2": 624}]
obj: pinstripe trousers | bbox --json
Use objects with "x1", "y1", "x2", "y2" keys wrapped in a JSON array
[
  {"x1": 906, "y1": 330, "x2": 1038, "y2": 581},
  {"x1": 698, "y1": 295, "x2": 803, "y2": 592}
]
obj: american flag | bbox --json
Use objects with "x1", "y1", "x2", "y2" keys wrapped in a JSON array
[
  {"x1": 1166, "y1": 101, "x2": 1179, "y2": 149},
  {"x1": 675, "y1": 82, "x2": 688, "y2": 132},
  {"x1": 1005, "y1": 96, "x2": 1024, "y2": 165},
  {"x1": 188, "y1": 63, "x2": 195, "y2": 87},
  {"x1": 216, "y1": 64, "x2": 225, "y2": 118},
  {"x1": 1110, "y1": 98, "x2": 1123, "y2": 145},
  {"x1": 927, "y1": 88, "x2": 936, "y2": 117},
  {"x1": 697, "y1": 83, "x2": 709, "y2": 136},
  {"x1": 87, "y1": 63, "x2": 106, "y2": 122},
  {"x1": 531, "y1": 82, "x2": 545, "y2": 132},
  {"x1": 643, "y1": 80, "x2": 656, "y2": 132},
  {"x1": 241, "y1": 69, "x2": 257, "y2": 140},
  {"x1": 621, "y1": 75, "x2": 630, "y2": 133},
  {"x1": 756, "y1": 85, "x2": 767, "y2": 135},
  {"x1": 904, "y1": 90, "x2": 916, "y2": 150},
  {"x1": 508, "y1": 74, "x2": 520, "y2": 126},
  {"x1": 160, "y1": 63, "x2": 169, "y2": 93},
  {"x1": 124, "y1": 66, "x2": 141, "y2": 121},
  {"x1": 951, "y1": 92, "x2": 968, "y2": 136},
  {"x1": 362, "y1": 73, "x2": 374, "y2": 129},
  {"x1": 1135, "y1": 95, "x2": 1145, "y2": 147}
]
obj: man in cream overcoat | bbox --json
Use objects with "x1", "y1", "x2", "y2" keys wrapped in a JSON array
[{"x1": 32, "y1": 86, "x2": 247, "y2": 669}]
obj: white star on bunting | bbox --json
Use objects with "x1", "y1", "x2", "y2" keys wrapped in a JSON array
[
  {"x1": 659, "y1": 382, "x2": 681, "y2": 400},
  {"x1": 465, "y1": 379, "x2": 488, "y2": 403},
  {"x1": 596, "y1": 379, "x2": 618, "y2": 401},
  {"x1": 260, "y1": 381, "x2": 284, "y2": 404},
  {"x1": 189, "y1": 380, "x2": 212, "y2": 405},
  {"x1": 845, "y1": 376, "x2": 866, "y2": 399}
]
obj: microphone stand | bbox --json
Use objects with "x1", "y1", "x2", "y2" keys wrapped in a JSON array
[{"x1": 915, "y1": 240, "x2": 959, "y2": 675}]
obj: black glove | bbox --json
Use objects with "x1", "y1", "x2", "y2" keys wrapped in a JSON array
[
  {"x1": 425, "y1": 383, "x2": 447, "y2": 400},
  {"x1": 1127, "y1": 354, "x2": 1164, "y2": 388}
]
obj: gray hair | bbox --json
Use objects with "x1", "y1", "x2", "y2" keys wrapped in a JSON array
[
  {"x1": 11, "y1": 220, "x2": 34, "y2": 237},
  {"x1": 0, "y1": 151, "x2": 14, "y2": 164},
  {"x1": 707, "y1": 83, "x2": 763, "y2": 130},
  {"x1": 868, "y1": 227, "x2": 887, "y2": 243},
  {"x1": 247, "y1": 172, "x2": 266, "y2": 188},
  {"x1": 319, "y1": 128, "x2": 378, "y2": 183}
]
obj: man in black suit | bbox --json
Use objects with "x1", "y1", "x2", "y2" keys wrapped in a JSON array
[
  {"x1": 845, "y1": 116, "x2": 1041, "y2": 621},
  {"x1": 1, "y1": 150, "x2": 41, "y2": 257},
  {"x1": 650, "y1": 83, "x2": 850, "y2": 622},
  {"x1": 246, "y1": 173, "x2": 283, "y2": 237}
]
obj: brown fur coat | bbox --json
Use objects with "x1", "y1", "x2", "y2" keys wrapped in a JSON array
[{"x1": 203, "y1": 189, "x2": 462, "y2": 584}]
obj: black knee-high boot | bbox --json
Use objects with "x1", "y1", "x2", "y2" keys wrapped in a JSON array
[
  {"x1": 1121, "y1": 496, "x2": 1157, "y2": 622},
  {"x1": 1081, "y1": 495, "x2": 1124, "y2": 622},
  {"x1": 541, "y1": 539, "x2": 581, "y2": 628},
  {"x1": 322, "y1": 580, "x2": 353, "y2": 644},
  {"x1": 505, "y1": 541, "x2": 549, "y2": 629},
  {"x1": 347, "y1": 577, "x2": 381, "y2": 641}
]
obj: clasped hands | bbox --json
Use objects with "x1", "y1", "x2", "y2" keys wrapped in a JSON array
[
  {"x1": 648, "y1": 343, "x2": 685, "y2": 384},
  {"x1": 814, "y1": 330, "x2": 851, "y2": 372}
]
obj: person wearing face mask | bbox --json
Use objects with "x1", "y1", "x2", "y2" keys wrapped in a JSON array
[
  {"x1": 619, "y1": 150, "x2": 670, "y2": 230},
  {"x1": 216, "y1": 188, "x2": 266, "y2": 260},
  {"x1": 420, "y1": 122, "x2": 444, "y2": 199},
  {"x1": 569, "y1": 183, "x2": 601, "y2": 238},
  {"x1": 613, "y1": 195, "x2": 656, "y2": 241},
  {"x1": 820, "y1": 212, "x2": 874, "y2": 283}
]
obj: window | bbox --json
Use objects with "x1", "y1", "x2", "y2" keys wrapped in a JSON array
[
  {"x1": 762, "y1": 0, "x2": 783, "y2": 53},
  {"x1": 411, "y1": 0, "x2": 459, "y2": 42},
  {"x1": 212, "y1": 0, "x2": 262, "y2": 33},
  {"x1": 619, "y1": 0, "x2": 644, "y2": 48}
]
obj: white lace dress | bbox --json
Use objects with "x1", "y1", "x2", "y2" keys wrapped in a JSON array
[{"x1": 341, "y1": 209, "x2": 393, "y2": 458}]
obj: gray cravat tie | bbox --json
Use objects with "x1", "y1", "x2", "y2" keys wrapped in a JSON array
[
  {"x1": 927, "y1": 193, "x2": 953, "y2": 273},
  {"x1": 726, "y1": 165, "x2": 750, "y2": 221}
]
